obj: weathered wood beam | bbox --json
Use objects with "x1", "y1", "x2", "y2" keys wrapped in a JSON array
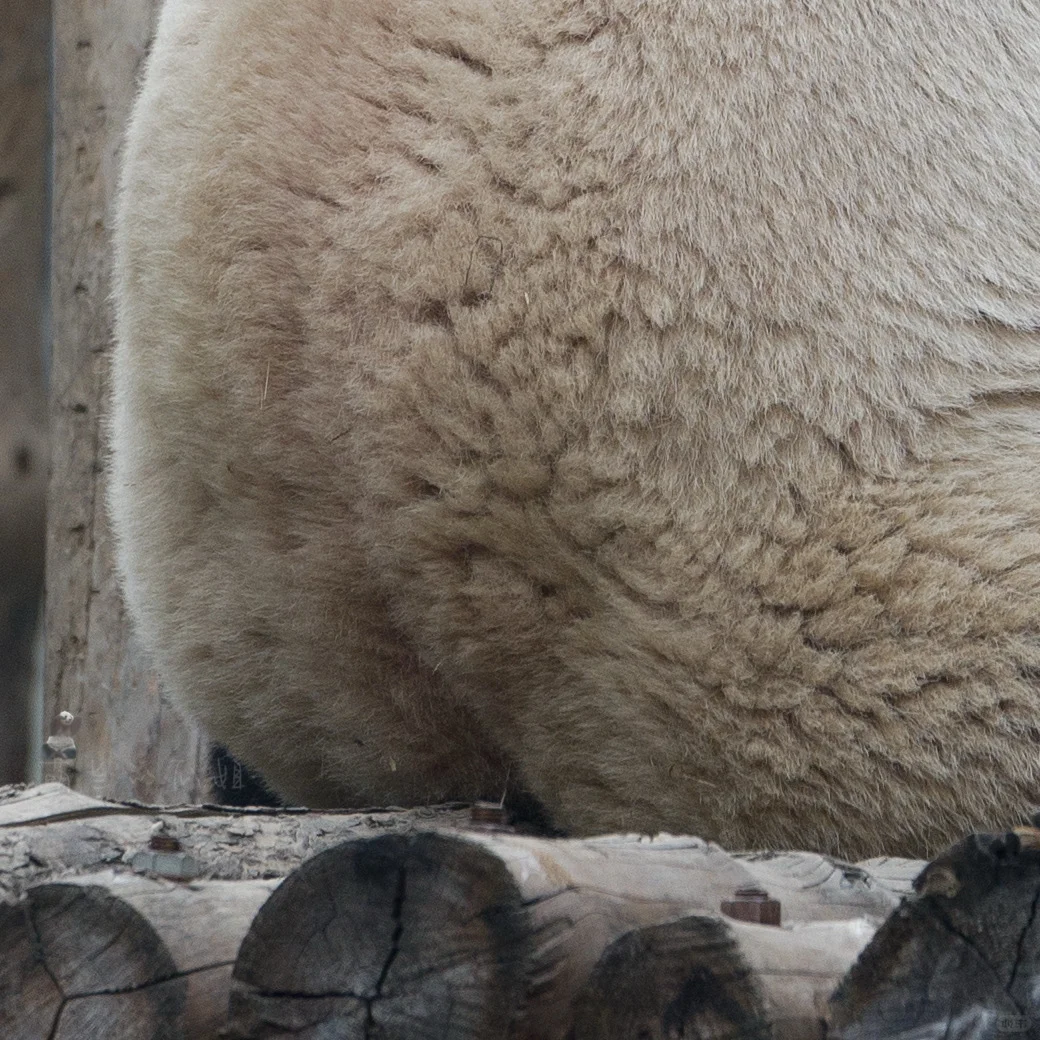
[
  {"x1": 0, "y1": 782, "x2": 472, "y2": 902},
  {"x1": 48, "y1": 0, "x2": 209, "y2": 801},
  {"x1": 8, "y1": 785, "x2": 1039, "y2": 1040}
]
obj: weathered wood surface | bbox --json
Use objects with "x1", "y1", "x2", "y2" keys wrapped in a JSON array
[
  {"x1": 855, "y1": 855, "x2": 927, "y2": 898},
  {"x1": 831, "y1": 828, "x2": 1040, "y2": 1039},
  {"x1": 5, "y1": 787, "x2": 1038, "y2": 1040},
  {"x1": 571, "y1": 914, "x2": 876, "y2": 1040},
  {"x1": 49, "y1": 0, "x2": 210, "y2": 802},
  {"x1": 0, "y1": 782, "x2": 472, "y2": 902},
  {"x1": 0, "y1": 870, "x2": 278, "y2": 1040},
  {"x1": 225, "y1": 829, "x2": 907, "y2": 1040},
  {"x1": 735, "y1": 850, "x2": 905, "y2": 922},
  {"x1": 0, "y1": 0, "x2": 49, "y2": 784}
]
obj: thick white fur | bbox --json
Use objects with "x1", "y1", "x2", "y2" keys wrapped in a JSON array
[{"x1": 111, "y1": 0, "x2": 1040, "y2": 857}]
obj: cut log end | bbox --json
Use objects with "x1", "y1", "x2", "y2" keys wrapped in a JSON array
[
  {"x1": 571, "y1": 915, "x2": 773, "y2": 1040},
  {"x1": 0, "y1": 882, "x2": 184, "y2": 1040},
  {"x1": 830, "y1": 830, "x2": 1040, "y2": 1039},
  {"x1": 227, "y1": 832, "x2": 532, "y2": 1040}
]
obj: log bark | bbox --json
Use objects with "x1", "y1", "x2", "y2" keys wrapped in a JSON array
[
  {"x1": 49, "y1": 0, "x2": 210, "y2": 803},
  {"x1": 0, "y1": 0, "x2": 49, "y2": 784},
  {"x1": 830, "y1": 829, "x2": 1040, "y2": 1039},
  {"x1": 224, "y1": 830, "x2": 902, "y2": 1040},
  {"x1": 0, "y1": 870, "x2": 277, "y2": 1040},
  {"x1": 571, "y1": 915, "x2": 877, "y2": 1040},
  {"x1": 0, "y1": 782, "x2": 472, "y2": 902}
]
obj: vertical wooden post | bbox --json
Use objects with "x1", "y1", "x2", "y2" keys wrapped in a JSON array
[
  {"x1": 0, "y1": 0, "x2": 50, "y2": 784},
  {"x1": 47, "y1": 0, "x2": 209, "y2": 802}
]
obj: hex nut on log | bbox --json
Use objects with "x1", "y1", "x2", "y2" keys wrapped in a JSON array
[
  {"x1": 468, "y1": 801, "x2": 510, "y2": 829},
  {"x1": 721, "y1": 886, "x2": 782, "y2": 926}
]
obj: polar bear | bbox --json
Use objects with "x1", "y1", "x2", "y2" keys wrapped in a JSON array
[{"x1": 110, "y1": 0, "x2": 1040, "y2": 857}]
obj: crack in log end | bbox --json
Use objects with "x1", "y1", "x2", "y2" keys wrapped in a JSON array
[
  {"x1": 226, "y1": 832, "x2": 534, "y2": 1038},
  {"x1": 1009, "y1": 884, "x2": 1040, "y2": 996},
  {"x1": 928, "y1": 902, "x2": 1022, "y2": 1010},
  {"x1": 366, "y1": 866, "x2": 407, "y2": 1037},
  {"x1": 58, "y1": 959, "x2": 237, "y2": 999},
  {"x1": 46, "y1": 963, "x2": 235, "y2": 1040},
  {"x1": 17, "y1": 895, "x2": 67, "y2": 1040},
  {"x1": 2, "y1": 883, "x2": 197, "y2": 1040},
  {"x1": 830, "y1": 832, "x2": 1040, "y2": 1039}
]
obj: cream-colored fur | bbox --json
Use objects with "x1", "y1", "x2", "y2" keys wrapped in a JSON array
[{"x1": 111, "y1": 0, "x2": 1040, "y2": 858}]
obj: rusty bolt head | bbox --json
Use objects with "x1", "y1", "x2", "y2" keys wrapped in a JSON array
[
  {"x1": 469, "y1": 801, "x2": 510, "y2": 828},
  {"x1": 130, "y1": 848, "x2": 199, "y2": 881},
  {"x1": 721, "y1": 886, "x2": 782, "y2": 926},
  {"x1": 148, "y1": 834, "x2": 183, "y2": 853}
]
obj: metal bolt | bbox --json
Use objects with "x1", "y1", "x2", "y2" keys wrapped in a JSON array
[
  {"x1": 133, "y1": 824, "x2": 196, "y2": 879},
  {"x1": 130, "y1": 848, "x2": 199, "y2": 881},
  {"x1": 720, "y1": 886, "x2": 782, "y2": 926},
  {"x1": 44, "y1": 710, "x2": 81, "y2": 761},
  {"x1": 469, "y1": 801, "x2": 510, "y2": 829},
  {"x1": 148, "y1": 833, "x2": 183, "y2": 853}
]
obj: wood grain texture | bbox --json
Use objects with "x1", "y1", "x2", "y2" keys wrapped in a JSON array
[
  {"x1": 0, "y1": 782, "x2": 473, "y2": 903},
  {"x1": 0, "y1": 870, "x2": 277, "y2": 1040},
  {"x1": 735, "y1": 851, "x2": 904, "y2": 924},
  {"x1": 11, "y1": 785, "x2": 1038, "y2": 1040},
  {"x1": 225, "y1": 830, "x2": 908, "y2": 1039},
  {"x1": 571, "y1": 915, "x2": 876, "y2": 1040},
  {"x1": 831, "y1": 830, "x2": 1040, "y2": 1039},
  {"x1": 48, "y1": 0, "x2": 209, "y2": 801}
]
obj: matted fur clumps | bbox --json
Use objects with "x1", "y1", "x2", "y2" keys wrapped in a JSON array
[{"x1": 111, "y1": 0, "x2": 1040, "y2": 858}]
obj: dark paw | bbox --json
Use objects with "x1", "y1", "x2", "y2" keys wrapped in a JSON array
[
  {"x1": 503, "y1": 788, "x2": 567, "y2": 836},
  {"x1": 209, "y1": 744, "x2": 281, "y2": 807}
]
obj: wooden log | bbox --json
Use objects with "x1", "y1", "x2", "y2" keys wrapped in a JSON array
[
  {"x1": 224, "y1": 830, "x2": 894, "y2": 1039},
  {"x1": 0, "y1": 869, "x2": 277, "y2": 1039},
  {"x1": 49, "y1": 0, "x2": 211, "y2": 803},
  {"x1": 0, "y1": 782, "x2": 472, "y2": 902},
  {"x1": 571, "y1": 915, "x2": 876, "y2": 1040},
  {"x1": 854, "y1": 855, "x2": 927, "y2": 898},
  {"x1": 830, "y1": 829, "x2": 1040, "y2": 1038},
  {"x1": 736, "y1": 850, "x2": 907, "y2": 923}
]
